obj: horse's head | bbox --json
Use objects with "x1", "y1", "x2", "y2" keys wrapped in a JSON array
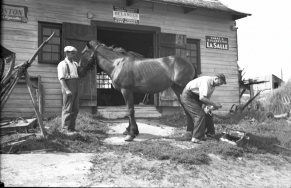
[
  {"x1": 78, "y1": 40, "x2": 102, "y2": 77},
  {"x1": 79, "y1": 40, "x2": 102, "y2": 67}
]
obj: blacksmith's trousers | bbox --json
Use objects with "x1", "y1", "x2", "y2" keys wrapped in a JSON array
[
  {"x1": 61, "y1": 78, "x2": 79, "y2": 130},
  {"x1": 181, "y1": 89, "x2": 215, "y2": 139}
]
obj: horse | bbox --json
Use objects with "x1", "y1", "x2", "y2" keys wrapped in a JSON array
[{"x1": 79, "y1": 40, "x2": 196, "y2": 141}]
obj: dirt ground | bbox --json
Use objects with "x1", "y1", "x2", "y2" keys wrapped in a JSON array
[{"x1": 1, "y1": 119, "x2": 291, "y2": 187}]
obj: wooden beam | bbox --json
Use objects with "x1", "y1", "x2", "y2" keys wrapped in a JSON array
[
  {"x1": 184, "y1": 7, "x2": 196, "y2": 14},
  {"x1": 126, "y1": 0, "x2": 135, "y2": 6}
]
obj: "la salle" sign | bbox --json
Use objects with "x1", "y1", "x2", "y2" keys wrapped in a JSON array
[{"x1": 206, "y1": 36, "x2": 229, "y2": 50}]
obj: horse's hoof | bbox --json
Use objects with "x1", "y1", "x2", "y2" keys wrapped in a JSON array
[
  {"x1": 123, "y1": 129, "x2": 129, "y2": 135},
  {"x1": 124, "y1": 135, "x2": 135, "y2": 142}
]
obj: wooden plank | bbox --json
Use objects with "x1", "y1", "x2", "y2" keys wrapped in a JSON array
[
  {"x1": 43, "y1": 108, "x2": 62, "y2": 112},
  {"x1": 201, "y1": 64, "x2": 238, "y2": 71},
  {"x1": 5, "y1": 99, "x2": 62, "y2": 107},
  {"x1": 5, "y1": 100, "x2": 33, "y2": 106},
  {"x1": 1, "y1": 134, "x2": 37, "y2": 145},
  {"x1": 0, "y1": 118, "x2": 36, "y2": 129}
]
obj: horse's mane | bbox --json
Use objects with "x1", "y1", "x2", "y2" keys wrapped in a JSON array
[
  {"x1": 90, "y1": 40, "x2": 144, "y2": 59},
  {"x1": 110, "y1": 46, "x2": 144, "y2": 59}
]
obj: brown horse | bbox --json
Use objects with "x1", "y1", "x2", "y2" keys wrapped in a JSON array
[{"x1": 80, "y1": 40, "x2": 196, "y2": 141}]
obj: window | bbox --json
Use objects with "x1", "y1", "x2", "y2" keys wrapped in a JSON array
[
  {"x1": 274, "y1": 82, "x2": 279, "y2": 89},
  {"x1": 186, "y1": 39, "x2": 201, "y2": 74},
  {"x1": 38, "y1": 22, "x2": 62, "y2": 64},
  {"x1": 96, "y1": 72, "x2": 112, "y2": 89}
]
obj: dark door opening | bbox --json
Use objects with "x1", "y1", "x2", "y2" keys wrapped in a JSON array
[{"x1": 97, "y1": 28, "x2": 154, "y2": 106}]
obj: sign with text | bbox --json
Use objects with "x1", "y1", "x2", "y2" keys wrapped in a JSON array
[
  {"x1": 113, "y1": 6, "x2": 139, "y2": 24},
  {"x1": 206, "y1": 36, "x2": 229, "y2": 50},
  {"x1": 2, "y1": 4, "x2": 28, "y2": 23}
]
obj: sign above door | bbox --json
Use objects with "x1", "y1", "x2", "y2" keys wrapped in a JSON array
[{"x1": 113, "y1": 6, "x2": 139, "y2": 25}]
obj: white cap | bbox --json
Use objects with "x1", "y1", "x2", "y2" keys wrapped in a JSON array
[{"x1": 64, "y1": 46, "x2": 77, "y2": 52}]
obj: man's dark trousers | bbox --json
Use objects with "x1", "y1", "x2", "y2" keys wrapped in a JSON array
[
  {"x1": 61, "y1": 78, "x2": 79, "y2": 130},
  {"x1": 181, "y1": 89, "x2": 215, "y2": 139}
]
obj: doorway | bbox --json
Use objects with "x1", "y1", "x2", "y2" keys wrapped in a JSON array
[{"x1": 96, "y1": 28, "x2": 154, "y2": 106}]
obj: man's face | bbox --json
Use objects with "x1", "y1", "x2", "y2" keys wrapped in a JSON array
[
  {"x1": 213, "y1": 77, "x2": 224, "y2": 86},
  {"x1": 67, "y1": 51, "x2": 77, "y2": 60}
]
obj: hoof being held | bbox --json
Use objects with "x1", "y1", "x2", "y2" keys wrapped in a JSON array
[{"x1": 124, "y1": 135, "x2": 135, "y2": 141}]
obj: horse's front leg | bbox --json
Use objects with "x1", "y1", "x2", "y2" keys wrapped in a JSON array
[{"x1": 121, "y1": 89, "x2": 139, "y2": 141}]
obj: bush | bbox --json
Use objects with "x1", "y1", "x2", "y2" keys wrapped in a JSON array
[{"x1": 260, "y1": 80, "x2": 291, "y2": 114}]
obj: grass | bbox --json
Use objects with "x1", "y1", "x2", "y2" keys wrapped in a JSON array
[
  {"x1": 1, "y1": 80, "x2": 290, "y2": 165},
  {"x1": 117, "y1": 112, "x2": 290, "y2": 165},
  {"x1": 255, "y1": 80, "x2": 291, "y2": 114},
  {"x1": 0, "y1": 113, "x2": 108, "y2": 154},
  {"x1": 158, "y1": 79, "x2": 291, "y2": 163},
  {"x1": 120, "y1": 139, "x2": 243, "y2": 165},
  {"x1": 129, "y1": 140, "x2": 212, "y2": 165},
  {"x1": 1, "y1": 111, "x2": 290, "y2": 165}
]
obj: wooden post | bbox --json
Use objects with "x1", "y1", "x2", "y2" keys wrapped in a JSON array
[
  {"x1": 37, "y1": 75, "x2": 44, "y2": 115},
  {"x1": 249, "y1": 79, "x2": 254, "y2": 109},
  {"x1": 25, "y1": 72, "x2": 46, "y2": 137}
]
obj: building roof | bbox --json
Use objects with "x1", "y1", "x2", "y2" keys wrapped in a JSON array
[{"x1": 139, "y1": 0, "x2": 251, "y2": 20}]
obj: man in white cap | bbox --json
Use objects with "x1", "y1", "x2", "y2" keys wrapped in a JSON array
[
  {"x1": 57, "y1": 46, "x2": 80, "y2": 133},
  {"x1": 180, "y1": 73, "x2": 227, "y2": 143}
]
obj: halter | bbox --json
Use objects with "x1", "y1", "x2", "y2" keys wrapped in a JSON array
[{"x1": 89, "y1": 43, "x2": 100, "y2": 59}]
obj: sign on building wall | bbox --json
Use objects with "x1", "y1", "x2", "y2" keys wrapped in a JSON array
[
  {"x1": 113, "y1": 6, "x2": 139, "y2": 24},
  {"x1": 2, "y1": 4, "x2": 28, "y2": 23},
  {"x1": 206, "y1": 36, "x2": 229, "y2": 50}
]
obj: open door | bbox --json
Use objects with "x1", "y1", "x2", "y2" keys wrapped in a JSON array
[
  {"x1": 62, "y1": 23, "x2": 97, "y2": 107},
  {"x1": 158, "y1": 33, "x2": 188, "y2": 107}
]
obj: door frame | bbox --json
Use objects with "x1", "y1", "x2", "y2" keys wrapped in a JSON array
[
  {"x1": 91, "y1": 20, "x2": 160, "y2": 59},
  {"x1": 90, "y1": 21, "x2": 161, "y2": 106}
]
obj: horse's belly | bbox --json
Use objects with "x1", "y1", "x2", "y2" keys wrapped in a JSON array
[{"x1": 134, "y1": 73, "x2": 172, "y2": 93}]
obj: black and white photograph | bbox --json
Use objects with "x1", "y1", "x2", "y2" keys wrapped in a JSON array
[{"x1": 1, "y1": 0, "x2": 291, "y2": 187}]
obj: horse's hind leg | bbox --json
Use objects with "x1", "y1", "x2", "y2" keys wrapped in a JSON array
[
  {"x1": 171, "y1": 84, "x2": 194, "y2": 132},
  {"x1": 121, "y1": 89, "x2": 139, "y2": 141}
]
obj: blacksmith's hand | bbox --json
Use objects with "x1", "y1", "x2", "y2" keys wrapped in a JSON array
[
  {"x1": 204, "y1": 106, "x2": 213, "y2": 115},
  {"x1": 66, "y1": 90, "x2": 72, "y2": 96},
  {"x1": 213, "y1": 103, "x2": 222, "y2": 110}
]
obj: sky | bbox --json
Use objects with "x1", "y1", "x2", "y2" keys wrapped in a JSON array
[{"x1": 220, "y1": 0, "x2": 291, "y2": 82}]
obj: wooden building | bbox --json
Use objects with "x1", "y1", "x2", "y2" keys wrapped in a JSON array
[
  {"x1": 251, "y1": 74, "x2": 284, "y2": 95},
  {"x1": 1, "y1": 0, "x2": 250, "y2": 118}
]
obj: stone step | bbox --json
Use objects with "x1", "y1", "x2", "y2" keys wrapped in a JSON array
[{"x1": 97, "y1": 105, "x2": 162, "y2": 119}]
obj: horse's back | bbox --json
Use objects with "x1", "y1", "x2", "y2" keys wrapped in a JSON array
[
  {"x1": 134, "y1": 55, "x2": 195, "y2": 87},
  {"x1": 113, "y1": 55, "x2": 195, "y2": 92}
]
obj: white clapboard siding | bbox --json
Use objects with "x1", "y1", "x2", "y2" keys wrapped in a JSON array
[{"x1": 2, "y1": 0, "x2": 241, "y2": 117}]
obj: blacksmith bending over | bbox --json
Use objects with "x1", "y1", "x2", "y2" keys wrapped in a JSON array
[
  {"x1": 181, "y1": 73, "x2": 227, "y2": 143},
  {"x1": 57, "y1": 46, "x2": 80, "y2": 133}
]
